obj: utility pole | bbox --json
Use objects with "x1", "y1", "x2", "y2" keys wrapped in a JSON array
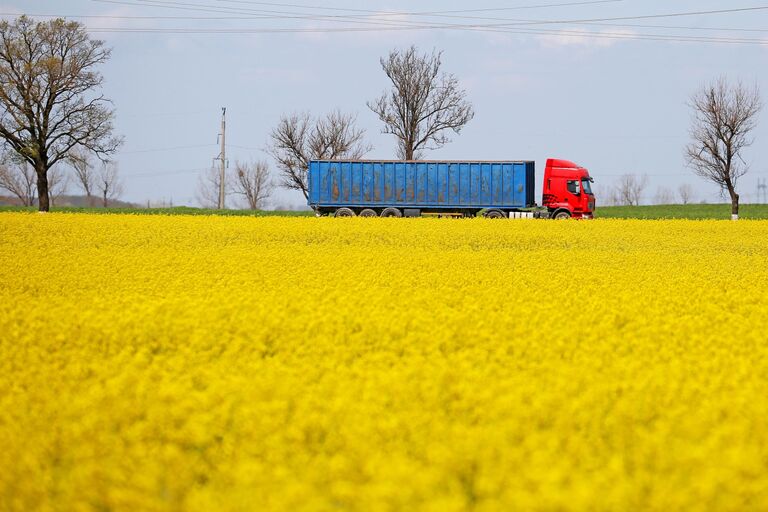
[{"x1": 218, "y1": 107, "x2": 226, "y2": 209}]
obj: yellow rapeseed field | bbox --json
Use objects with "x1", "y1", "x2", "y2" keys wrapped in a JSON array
[{"x1": 1, "y1": 212, "x2": 768, "y2": 511}]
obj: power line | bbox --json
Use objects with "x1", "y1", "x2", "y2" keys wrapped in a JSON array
[
  {"x1": 92, "y1": 0, "x2": 626, "y2": 19},
  {"x1": 84, "y1": 25, "x2": 768, "y2": 45},
  {"x1": 15, "y1": 12, "x2": 768, "y2": 34},
  {"x1": 98, "y1": 0, "x2": 632, "y2": 27},
  {"x1": 9, "y1": 2, "x2": 765, "y2": 42},
  {"x1": 118, "y1": 143, "x2": 216, "y2": 154},
  {"x1": 228, "y1": 144, "x2": 261, "y2": 150},
  {"x1": 219, "y1": 2, "x2": 768, "y2": 35},
  {"x1": 598, "y1": 171, "x2": 768, "y2": 177},
  {"x1": 213, "y1": 0, "x2": 625, "y2": 15},
  {"x1": 214, "y1": 0, "x2": 768, "y2": 28},
  {"x1": 80, "y1": 0, "x2": 768, "y2": 45},
  {"x1": 123, "y1": 167, "x2": 208, "y2": 178},
  {"x1": 81, "y1": 24, "x2": 768, "y2": 45},
  {"x1": 93, "y1": 0, "x2": 768, "y2": 28}
]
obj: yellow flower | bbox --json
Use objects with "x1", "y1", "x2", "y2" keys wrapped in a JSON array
[{"x1": 1, "y1": 213, "x2": 767, "y2": 511}]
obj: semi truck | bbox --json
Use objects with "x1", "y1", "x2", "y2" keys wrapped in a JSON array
[{"x1": 307, "y1": 158, "x2": 595, "y2": 219}]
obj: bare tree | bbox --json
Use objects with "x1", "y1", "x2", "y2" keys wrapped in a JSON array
[
  {"x1": 67, "y1": 148, "x2": 97, "y2": 206},
  {"x1": 196, "y1": 164, "x2": 230, "y2": 209},
  {"x1": 686, "y1": 77, "x2": 761, "y2": 220},
  {"x1": 48, "y1": 165, "x2": 69, "y2": 207},
  {"x1": 678, "y1": 183, "x2": 694, "y2": 204},
  {"x1": 592, "y1": 183, "x2": 618, "y2": 206},
  {"x1": 605, "y1": 185, "x2": 621, "y2": 206},
  {"x1": 267, "y1": 110, "x2": 371, "y2": 199},
  {"x1": 0, "y1": 157, "x2": 36, "y2": 206},
  {"x1": 368, "y1": 45, "x2": 474, "y2": 160},
  {"x1": 0, "y1": 16, "x2": 122, "y2": 211},
  {"x1": 96, "y1": 162, "x2": 122, "y2": 208},
  {"x1": 654, "y1": 186, "x2": 675, "y2": 205},
  {"x1": 606, "y1": 186, "x2": 621, "y2": 207},
  {"x1": 616, "y1": 174, "x2": 649, "y2": 206},
  {"x1": 232, "y1": 160, "x2": 273, "y2": 210}
]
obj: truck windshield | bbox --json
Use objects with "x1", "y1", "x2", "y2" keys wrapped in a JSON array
[{"x1": 581, "y1": 179, "x2": 593, "y2": 195}]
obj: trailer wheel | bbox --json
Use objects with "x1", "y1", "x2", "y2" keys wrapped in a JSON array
[
  {"x1": 484, "y1": 209, "x2": 505, "y2": 219},
  {"x1": 334, "y1": 207, "x2": 356, "y2": 217},
  {"x1": 359, "y1": 208, "x2": 377, "y2": 217},
  {"x1": 380, "y1": 207, "x2": 402, "y2": 218},
  {"x1": 553, "y1": 209, "x2": 571, "y2": 220}
]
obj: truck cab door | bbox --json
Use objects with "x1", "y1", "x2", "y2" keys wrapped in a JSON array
[
  {"x1": 567, "y1": 179, "x2": 593, "y2": 214},
  {"x1": 565, "y1": 179, "x2": 581, "y2": 206}
]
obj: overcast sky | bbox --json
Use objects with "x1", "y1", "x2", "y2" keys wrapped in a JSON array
[{"x1": 5, "y1": 0, "x2": 768, "y2": 207}]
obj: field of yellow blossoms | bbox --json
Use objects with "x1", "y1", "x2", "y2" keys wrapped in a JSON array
[{"x1": 1, "y1": 212, "x2": 768, "y2": 511}]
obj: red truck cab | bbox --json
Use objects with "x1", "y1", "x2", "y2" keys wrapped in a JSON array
[{"x1": 542, "y1": 158, "x2": 595, "y2": 219}]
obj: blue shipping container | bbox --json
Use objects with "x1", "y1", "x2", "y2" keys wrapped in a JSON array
[{"x1": 308, "y1": 160, "x2": 535, "y2": 213}]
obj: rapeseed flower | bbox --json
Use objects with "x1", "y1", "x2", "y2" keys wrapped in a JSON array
[{"x1": 0, "y1": 213, "x2": 767, "y2": 511}]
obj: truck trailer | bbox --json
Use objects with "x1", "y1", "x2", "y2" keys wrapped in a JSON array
[{"x1": 307, "y1": 158, "x2": 595, "y2": 219}]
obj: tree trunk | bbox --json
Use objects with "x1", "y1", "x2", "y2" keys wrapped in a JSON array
[
  {"x1": 35, "y1": 162, "x2": 50, "y2": 212},
  {"x1": 103, "y1": 189, "x2": 108, "y2": 208},
  {"x1": 404, "y1": 141, "x2": 414, "y2": 160},
  {"x1": 726, "y1": 182, "x2": 740, "y2": 220}
]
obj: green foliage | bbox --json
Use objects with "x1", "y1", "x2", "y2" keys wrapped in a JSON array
[
  {"x1": 597, "y1": 204, "x2": 768, "y2": 220},
  {"x1": 3, "y1": 203, "x2": 768, "y2": 219}
]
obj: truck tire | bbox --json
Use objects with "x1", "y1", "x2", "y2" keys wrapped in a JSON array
[
  {"x1": 553, "y1": 209, "x2": 571, "y2": 220},
  {"x1": 334, "y1": 207, "x2": 356, "y2": 217},
  {"x1": 484, "y1": 209, "x2": 505, "y2": 219},
  {"x1": 359, "y1": 208, "x2": 377, "y2": 217},
  {"x1": 380, "y1": 207, "x2": 402, "y2": 218}
]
